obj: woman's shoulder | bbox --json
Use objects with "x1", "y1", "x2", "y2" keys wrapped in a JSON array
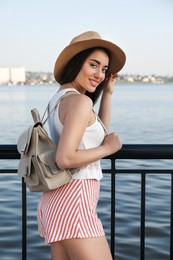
[
  {"x1": 62, "y1": 94, "x2": 93, "y2": 126},
  {"x1": 66, "y1": 93, "x2": 93, "y2": 111}
]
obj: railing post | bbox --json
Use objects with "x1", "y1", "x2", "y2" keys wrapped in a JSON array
[
  {"x1": 170, "y1": 173, "x2": 173, "y2": 259},
  {"x1": 110, "y1": 159, "x2": 116, "y2": 259},
  {"x1": 22, "y1": 178, "x2": 27, "y2": 260},
  {"x1": 140, "y1": 172, "x2": 146, "y2": 260}
]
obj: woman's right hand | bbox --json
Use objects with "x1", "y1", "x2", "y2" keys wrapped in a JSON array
[{"x1": 102, "y1": 132, "x2": 122, "y2": 155}]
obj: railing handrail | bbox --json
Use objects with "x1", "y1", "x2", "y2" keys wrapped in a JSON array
[{"x1": 1, "y1": 144, "x2": 173, "y2": 160}]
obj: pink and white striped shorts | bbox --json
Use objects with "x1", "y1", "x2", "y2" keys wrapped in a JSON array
[{"x1": 37, "y1": 179, "x2": 105, "y2": 244}]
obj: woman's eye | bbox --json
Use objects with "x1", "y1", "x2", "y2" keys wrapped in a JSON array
[
  {"x1": 90, "y1": 63, "x2": 97, "y2": 68},
  {"x1": 102, "y1": 68, "x2": 108, "y2": 74}
]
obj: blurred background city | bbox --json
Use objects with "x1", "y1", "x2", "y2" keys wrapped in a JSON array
[{"x1": 0, "y1": 66, "x2": 172, "y2": 85}]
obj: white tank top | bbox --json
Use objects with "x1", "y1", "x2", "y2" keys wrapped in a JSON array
[{"x1": 48, "y1": 88, "x2": 105, "y2": 180}]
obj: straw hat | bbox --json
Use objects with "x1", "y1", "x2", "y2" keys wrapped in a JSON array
[{"x1": 54, "y1": 31, "x2": 126, "y2": 83}]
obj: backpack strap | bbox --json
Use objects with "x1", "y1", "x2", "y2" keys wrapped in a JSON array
[
  {"x1": 41, "y1": 90, "x2": 79, "y2": 125},
  {"x1": 96, "y1": 115, "x2": 109, "y2": 135},
  {"x1": 92, "y1": 110, "x2": 109, "y2": 135},
  {"x1": 31, "y1": 108, "x2": 41, "y2": 124}
]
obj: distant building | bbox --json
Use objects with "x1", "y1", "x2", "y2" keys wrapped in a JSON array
[
  {"x1": 127, "y1": 76, "x2": 134, "y2": 83},
  {"x1": 0, "y1": 67, "x2": 10, "y2": 84},
  {"x1": 10, "y1": 67, "x2": 25, "y2": 84},
  {"x1": 0, "y1": 66, "x2": 25, "y2": 84},
  {"x1": 142, "y1": 77, "x2": 150, "y2": 83}
]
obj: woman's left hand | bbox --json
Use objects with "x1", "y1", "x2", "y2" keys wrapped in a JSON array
[{"x1": 104, "y1": 73, "x2": 118, "y2": 94}]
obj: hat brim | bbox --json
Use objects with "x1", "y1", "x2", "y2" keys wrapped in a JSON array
[{"x1": 54, "y1": 38, "x2": 126, "y2": 83}]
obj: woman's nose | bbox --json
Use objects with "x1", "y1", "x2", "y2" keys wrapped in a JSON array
[{"x1": 94, "y1": 69, "x2": 103, "y2": 79}]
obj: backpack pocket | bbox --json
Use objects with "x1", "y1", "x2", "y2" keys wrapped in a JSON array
[{"x1": 18, "y1": 156, "x2": 32, "y2": 177}]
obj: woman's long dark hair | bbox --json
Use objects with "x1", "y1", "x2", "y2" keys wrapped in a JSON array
[{"x1": 59, "y1": 47, "x2": 111, "y2": 104}]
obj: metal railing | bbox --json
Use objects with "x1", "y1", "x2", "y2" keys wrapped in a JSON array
[{"x1": 0, "y1": 144, "x2": 173, "y2": 260}]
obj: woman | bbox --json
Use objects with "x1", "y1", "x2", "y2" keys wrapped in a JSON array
[{"x1": 37, "y1": 31, "x2": 126, "y2": 260}]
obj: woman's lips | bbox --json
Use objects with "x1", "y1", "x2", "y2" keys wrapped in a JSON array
[{"x1": 89, "y1": 79, "x2": 99, "y2": 87}]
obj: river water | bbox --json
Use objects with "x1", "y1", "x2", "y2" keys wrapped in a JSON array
[{"x1": 0, "y1": 83, "x2": 173, "y2": 260}]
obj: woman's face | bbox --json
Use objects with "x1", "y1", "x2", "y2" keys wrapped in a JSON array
[{"x1": 74, "y1": 49, "x2": 109, "y2": 94}]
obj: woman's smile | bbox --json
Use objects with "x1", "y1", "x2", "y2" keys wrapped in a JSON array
[{"x1": 89, "y1": 79, "x2": 100, "y2": 87}]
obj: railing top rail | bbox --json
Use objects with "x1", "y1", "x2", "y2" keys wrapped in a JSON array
[
  {"x1": 114, "y1": 144, "x2": 173, "y2": 159},
  {"x1": 1, "y1": 144, "x2": 173, "y2": 160}
]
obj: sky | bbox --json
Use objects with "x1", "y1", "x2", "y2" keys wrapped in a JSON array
[{"x1": 0, "y1": 0, "x2": 173, "y2": 76}]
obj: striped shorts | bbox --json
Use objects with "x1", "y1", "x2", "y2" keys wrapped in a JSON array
[{"x1": 37, "y1": 179, "x2": 105, "y2": 244}]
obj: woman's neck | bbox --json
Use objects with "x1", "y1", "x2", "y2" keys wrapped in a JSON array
[{"x1": 60, "y1": 82, "x2": 85, "y2": 94}]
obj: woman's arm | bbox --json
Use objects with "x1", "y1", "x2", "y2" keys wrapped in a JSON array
[
  {"x1": 98, "y1": 74, "x2": 118, "y2": 130},
  {"x1": 55, "y1": 94, "x2": 121, "y2": 169}
]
